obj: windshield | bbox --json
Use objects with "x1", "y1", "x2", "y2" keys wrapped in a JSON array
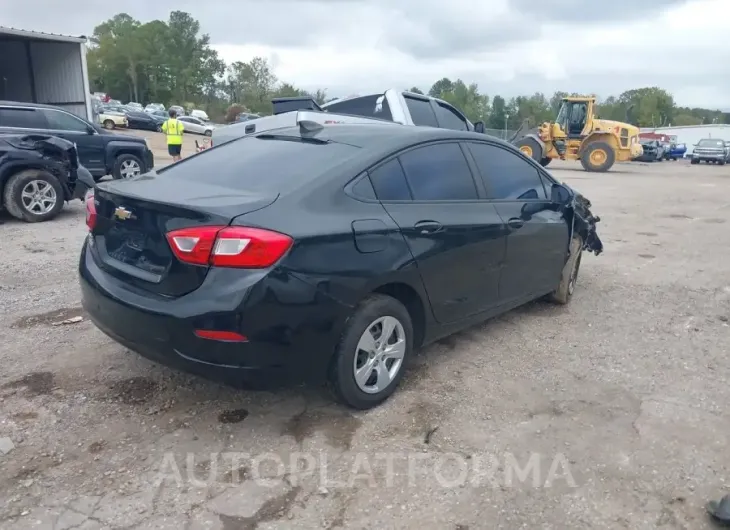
[
  {"x1": 555, "y1": 101, "x2": 569, "y2": 123},
  {"x1": 698, "y1": 139, "x2": 724, "y2": 147}
]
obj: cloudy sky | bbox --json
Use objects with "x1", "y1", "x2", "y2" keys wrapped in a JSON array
[{"x1": 4, "y1": 0, "x2": 730, "y2": 109}]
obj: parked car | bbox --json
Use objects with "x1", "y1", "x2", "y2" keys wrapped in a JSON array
[
  {"x1": 0, "y1": 101, "x2": 154, "y2": 181},
  {"x1": 126, "y1": 102, "x2": 143, "y2": 111},
  {"x1": 107, "y1": 99, "x2": 122, "y2": 107},
  {"x1": 169, "y1": 105, "x2": 186, "y2": 116},
  {"x1": 236, "y1": 112, "x2": 261, "y2": 123},
  {"x1": 666, "y1": 143, "x2": 687, "y2": 161},
  {"x1": 213, "y1": 90, "x2": 480, "y2": 146},
  {"x1": 80, "y1": 121, "x2": 603, "y2": 409},
  {"x1": 145, "y1": 103, "x2": 165, "y2": 114},
  {"x1": 190, "y1": 109, "x2": 210, "y2": 121},
  {"x1": 97, "y1": 110, "x2": 128, "y2": 130},
  {"x1": 0, "y1": 134, "x2": 94, "y2": 222},
  {"x1": 103, "y1": 105, "x2": 161, "y2": 132},
  {"x1": 178, "y1": 116, "x2": 215, "y2": 136},
  {"x1": 636, "y1": 139, "x2": 665, "y2": 162},
  {"x1": 691, "y1": 138, "x2": 726, "y2": 165}
]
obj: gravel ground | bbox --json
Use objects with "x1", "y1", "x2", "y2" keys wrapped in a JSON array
[{"x1": 1, "y1": 154, "x2": 729, "y2": 530}]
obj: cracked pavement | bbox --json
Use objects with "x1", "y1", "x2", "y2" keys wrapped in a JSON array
[{"x1": 1, "y1": 153, "x2": 730, "y2": 529}]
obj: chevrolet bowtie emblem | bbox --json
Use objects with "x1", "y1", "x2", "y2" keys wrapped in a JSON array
[{"x1": 114, "y1": 207, "x2": 134, "y2": 220}]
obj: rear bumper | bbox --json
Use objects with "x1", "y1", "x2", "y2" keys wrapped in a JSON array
[{"x1": 79, "y1": 238, "x2": 349, "y2": 386}]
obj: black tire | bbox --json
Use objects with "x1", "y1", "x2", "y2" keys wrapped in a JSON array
[
  {"x1": 539, "y1": 157, "x2": 551, "y2": 167},
  {"x1": 156, "y1": 124, "x2": 162, "y2": 132},
  {"x1": 580, "y1": 142, "x2": 615, "y2": 172},
  {"x1": 719, "y1": 160, "x2": 726, "y2": 166},
  {"x1": 2, "y1": 169, "x2": 64, "y2": 223},
  {"x1": 515, "y1": 137, "x2": 542, "y2": 162},
  {"x1": 204, "y1": 130, "x2": 213, "y2": 137},
  {"x1": 690, "y1": 158, "x2": 699, "y2": 165},
  {"x1": 103, "y1": 120, "x2": 115, "y2": 130},
  {"x1": 329, "y1": 294, "x2": 413, "y2": 410},
  {"x1": 549, "y1": 236, "x2": 583, "y2": 305},
  {"x1": 112, "y1": 154, "x2": 144, "y2": 180}
]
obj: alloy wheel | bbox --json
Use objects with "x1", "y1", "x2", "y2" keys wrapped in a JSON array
[
  {"x1": 21, "y1": 180, "x2": 57, "y2": 215},
  {"x1": 120, "y1": 160, "x2": 141, "y2": 178},
  {"x1": 353, "y1": 316, "x2": 406, "y2": 394}
]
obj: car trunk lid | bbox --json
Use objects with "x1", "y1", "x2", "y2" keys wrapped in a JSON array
[{"x1": 90, "y1": 174, "x2": 277, "y2": 297}]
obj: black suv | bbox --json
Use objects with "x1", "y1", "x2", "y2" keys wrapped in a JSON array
[{"x1": 0, "y1": 101, "x2": 154, "y2": 180}]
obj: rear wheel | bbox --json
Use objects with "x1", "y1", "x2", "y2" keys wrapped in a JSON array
[
  {"x1": 549, "y1": 236, "x2": 583, "y2": 305},
  {"x1": 580, "y1": 141, "x2": 615, "y2": 172},
  {"x1": 330, "y1": 294, "x2": 412, "y2": 410},
  {"x1": 103, "y1": 120, "x2": 115, "y2": 130},
  {"x1": 204, "y1": 129, "x2": 213, "y2": 137},
  {"x1": 515, "y1": 137, "x2": 542, "y2": 162},
  {"x1": 539, "y1": 157, "x2": 551, "y2": 167},
  {"x1": 691, "y1": 158, "x2": 699, "y2": 165},
  {"x1": 2, "y1": 169, "x2": 64, "y2": 223}
]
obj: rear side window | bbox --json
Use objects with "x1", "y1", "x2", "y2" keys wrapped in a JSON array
[
  {"x1": 399, "y1": 143, "x2": 478, "y2": 201},
  {"x1": 163, "y1": 136, "x2": 360, "y2": 190},
  {"x1": 369, "y1": 159, "x2": 412, "y2": 201},
  {"x1": 404, "y1": 97, "x2": 438, "y2": 127},
  {"x1": 324, "y1": 95, "x2": 393, "y2": 121},
  {"x1": 43, "y1": 109, "x2": 89, "y2": 132},
  {"x1": 0, "y1": 108, "x2": 48, "y2": 129},
  {"x1": 467, "y1": 142, "x2": 548, "y2": 200},
  {"x1": 434, "y1": 103, "x2": 468, "y2": 131}
]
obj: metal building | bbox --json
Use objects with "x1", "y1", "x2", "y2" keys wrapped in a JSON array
[
  {"x1": 641, "y1": 124, "x2": 730, "y2": 156},
  {"x1": 0, "y1": 26, "x2": 92, "y2": 120}
]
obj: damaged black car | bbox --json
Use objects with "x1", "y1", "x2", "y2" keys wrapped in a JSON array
[
  {"x1": 79, "y1": 123, "x2": 602, "y2": 409},
  {"x1": 1, "y1": 134, "x2": 95, "y2": 223}
]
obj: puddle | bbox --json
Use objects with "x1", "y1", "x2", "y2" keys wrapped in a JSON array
[
  {"x1": 11, "y1": 412, "x2": 38, "y2": 421},
  {"x1": 88, "y1": 440, "x2": 107, "y2": 454},
  {"x1": 2, "y1": 372, "x2": 55, "y2": 395},
  {"x1": 12, "y1": 307, "x2": 84, "y2": 329},
  {"x1": 283, "y1": 409, "x2": 362, "y2": 450},
  {"x1": 703, "y1": 218, "x2": 726, "y2": 224},
  {"x1": 637, "y1": 232, "x2": 658, "y2": 236},
  {"x1": 218, "y1": 409, "x2": 249, "y2": 424},
  {"x1": 219, "y1": 486, "x2": 301, "y2": 530},
  {"x1": 665, "y1": 214, "x2": 693, "y2": 220},
  {"x1": 638, "y1": 254, "x2": 655, "y2": 259},
  {"x1": 109, "y1": 377, "x2": 159, "y2": 404}
]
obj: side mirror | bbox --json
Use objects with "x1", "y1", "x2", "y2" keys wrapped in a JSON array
[
  {"x1": 474, "y1": 121, "x2": 485, "y2": 134},
  {"x1": 551, "y1": 183, "x2": 572, "y2": 205},
  {"x1": 87, "y1": 124, "x2": 97, "y2": 134},
  {"x1": 520, "y1": 201, "x2": 543, "y2": 220}
]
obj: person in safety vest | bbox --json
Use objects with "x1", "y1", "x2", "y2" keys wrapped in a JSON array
[{"x1": 161, "y1": 109, "x2": 185, "y2": 162}]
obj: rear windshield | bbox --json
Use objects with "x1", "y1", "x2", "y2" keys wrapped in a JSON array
[
  {"x1": 698, "y1": 139, "x2": 724, "y2": 147},
  {"x1": 158, "y1": 136, "x2": 360, "y2": 190}
]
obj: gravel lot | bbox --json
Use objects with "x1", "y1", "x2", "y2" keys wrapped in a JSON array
[{"x1": 1, "y1": 151, "x2": 729, "y2": 529}]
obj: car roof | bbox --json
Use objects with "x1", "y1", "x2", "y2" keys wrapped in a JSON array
[
  {"x1": 260, "y1": 123, "x2": 509, "y2": 151},
  {"x1": 0, "y1": 100, "x2": 68, "y2": 111}
]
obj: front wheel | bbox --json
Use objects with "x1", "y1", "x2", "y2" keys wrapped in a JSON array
[
  {"x1": 539, "y1": 157, "x2": 551, "y2": 167},
  {"x1": 330, "y1": 294, "x2": 413, "y2": 410},
  {"x1": 691, "y1": 158, "x2": 699, "y2": 165},
  {"x1": 103, "y1": 120, "x2": 115, "y2": 130},
  {"x1": 204, "y1": 130, "x2": 213, "y2": 137},
  {"x1": 549, "y1": 236, "x2": 583, "y2": 305},
  {"x1": 580, "y1": 142, "x2": 615, "y2": 172}
]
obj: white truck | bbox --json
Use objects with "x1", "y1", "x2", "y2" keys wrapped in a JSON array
[{"x1": 211, "y1": 89, "x2": 485, "y2": 147}]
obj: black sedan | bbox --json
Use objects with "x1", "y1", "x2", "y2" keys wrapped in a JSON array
[
  {"x1": 103, "y1": 105, "x2": 163, "y2": 132},
  {"x1": 79, "y1": 123, "x2": 603, "y2": 409}
]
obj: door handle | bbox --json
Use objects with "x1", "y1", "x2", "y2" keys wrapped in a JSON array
[
  {"x1": 414, "y1": 220, "x2": 443, "y2": 234},
  {"x1": 507, "y1": 218, "x2": 524, "y2": 230}
]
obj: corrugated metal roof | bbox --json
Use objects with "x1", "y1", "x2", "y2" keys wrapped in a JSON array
[{"x1": 0, "y1": 26, "x2": 86, "y2": 44}]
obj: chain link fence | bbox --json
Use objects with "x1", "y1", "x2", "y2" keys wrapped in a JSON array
[{"x1": 481, "y1": 128, "x2": 519, "y2": 141}]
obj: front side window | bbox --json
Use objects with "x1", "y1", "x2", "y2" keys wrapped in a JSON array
[
  {"x1": 467, "y1": 142, "x2": 548, "y2": 200},
  {"x1": 398, "y1": 143, "x2": 478, "y2": 201},
  {"x1": 434, "y1": 103, "x2": 468, "y2": 131},
  {"x1": 43, "y1": 109, "x2": 89, "y2": 132}
]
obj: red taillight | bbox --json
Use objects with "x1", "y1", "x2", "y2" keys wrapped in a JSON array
[
  {"x1": 166, "y1": 226, "x2": 293, "y2": 268},
  {"x1": 194, "y1": 330, "x2": 247, "y2": 342},
  {"x1": 85, "y1": 190, "x2": 97, "y2": 230}
]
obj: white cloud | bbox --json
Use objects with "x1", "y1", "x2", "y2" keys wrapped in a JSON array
[{"x1": 213, "y1": 0, "x2": 730, "y2": 108}]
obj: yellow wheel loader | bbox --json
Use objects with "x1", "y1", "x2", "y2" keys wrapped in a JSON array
[{"x1": 513, "y1": 96, "x2": 643, "y2": 172}]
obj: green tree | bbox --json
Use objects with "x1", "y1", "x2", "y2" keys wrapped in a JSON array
[
  {"x1": 409, "y1": 87, "x2": 424, "y2": 94},
  {"x1": 487, "y1": 95, "x2": 507, "y2": 130},
  {"x1": 428, "y1": 78, "x2": 454, "y2": 98}
]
